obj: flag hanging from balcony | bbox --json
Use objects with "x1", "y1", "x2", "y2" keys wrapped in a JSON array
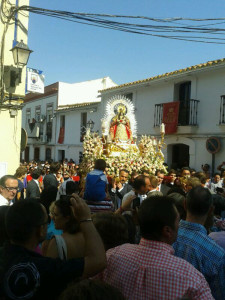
[
  {"x1": 162, "y1": 102, "x2": 180, "y2": 134},
  {"x1": 58, "y1": 127, "x2": 65, "y2": 144}
]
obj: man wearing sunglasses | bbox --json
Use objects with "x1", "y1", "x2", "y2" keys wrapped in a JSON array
[{"x1": 0, "y1": 175, "x2": 18, "y2": 206}]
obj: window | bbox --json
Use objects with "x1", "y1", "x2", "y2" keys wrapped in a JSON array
[
  {"x1": 46, "y1": 104, "x2": 53, "y2": 122},
  {"x1": 46, "y1": 104, "x2": 53, "y2": 142},
  {"x1": 26, "y1": 109, "x2": 31, "y2": 123},
  {"x1": 45, "y1": 148, "x2": 51, "y2": 161},
  {"x1": 60, "y1": 115, "x2": 65, "y2": 128},
  {"x1": 80, "y1": 112, "x2": 87, "y2": 142},
  {"x1": 35, "y1": 106, "x2": 41, "y2": 122},
  {"x1": 34, "y1": 147, "x2": 40, "y2": 161},
  {"x1": 174, "y1": 81, "x2": 192, "y2": 125},
  {"x1": 58, "y1": 115, "x2": 65, "y2": 144}
]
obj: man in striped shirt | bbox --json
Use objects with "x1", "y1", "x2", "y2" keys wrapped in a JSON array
[
  {"x1": 96, "y1": 196, "x2": 214, "y2": 300},
  {"x1": 174, "y1": 186, "x2": 225, "y2": 300}
]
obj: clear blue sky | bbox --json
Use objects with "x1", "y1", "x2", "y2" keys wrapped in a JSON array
[{"x1": 28, "y1": 0, "x2": 225, "y2": 86}]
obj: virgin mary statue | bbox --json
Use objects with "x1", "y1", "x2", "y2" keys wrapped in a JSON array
[{"x1": 110, "y1": 105, "x2": 133, "y2": 142}]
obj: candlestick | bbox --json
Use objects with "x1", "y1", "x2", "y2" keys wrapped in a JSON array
[{"x1": 160, "y1": 123, "x2": 165, "y2": 134}]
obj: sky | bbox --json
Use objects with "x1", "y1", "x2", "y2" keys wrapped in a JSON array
[{"x1": 27, "y1": 0, "x2": 225, "y2": 86}]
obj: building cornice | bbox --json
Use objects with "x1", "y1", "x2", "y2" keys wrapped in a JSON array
[{"x1": 99, "y1": 58, "x2": 225, "y2": 94}]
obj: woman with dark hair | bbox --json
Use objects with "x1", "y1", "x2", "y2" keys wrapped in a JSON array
[{"x1": 45, "y1": 198, "x2": 85, "y2": 260}]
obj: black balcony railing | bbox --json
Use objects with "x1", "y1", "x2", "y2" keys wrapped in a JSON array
[
  {"x1": 219, "y1": 96, "x2": 225, "y2": 124},
  {"x1": 154, "y1": 99, "x2": 200, "y2": 127}
]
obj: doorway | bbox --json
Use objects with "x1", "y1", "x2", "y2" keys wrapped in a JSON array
[
  {"x1": 25, "y1": 146, "x2": 30, "y2": 162},
  {"x1": 58, "y1": 150, "x2": 65, "y2": 163},
  {"x1": 34, "y1": 147, "x2": 40, "y2": 161},
  {"x1": 171, "y1": 144, "x2": 189, "y2": 169}
]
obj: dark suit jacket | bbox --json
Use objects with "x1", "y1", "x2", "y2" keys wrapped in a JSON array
[
  {"x1": 43, "y1": 174, "x2": 58, "y2": 189},
  {"x1": 160, "y1": 183, "x2": 170, "y2": 196},
  {"x1": 110, "y1": 183, "x2": 133, "y2": 210},
  {"x1": 26, "y1": 180, "x2": 40, "y2": 199}
]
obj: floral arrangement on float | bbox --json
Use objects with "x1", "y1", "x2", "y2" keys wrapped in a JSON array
[{"x1": 79, "y1": 96, "x2": 167, "y2": 177}]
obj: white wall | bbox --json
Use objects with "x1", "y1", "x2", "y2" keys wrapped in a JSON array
[
  {"x1": 100, "y1": 66, "x2": 225, "y2": 172},
  {"x1": 58, "y1": 77, "x2": 117, "y2": 106}
]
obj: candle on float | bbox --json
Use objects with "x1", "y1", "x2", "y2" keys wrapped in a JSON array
[
  {"x1": 153, "y1": 139, "x2": 157, "y2": 146},
  {"x1": 160, "y1": 123, "x2": 165, "y2": 134}
]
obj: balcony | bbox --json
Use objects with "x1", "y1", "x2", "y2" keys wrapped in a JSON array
[{"x1": 154, "y1": 99, "x2": 200, "y2": 134}]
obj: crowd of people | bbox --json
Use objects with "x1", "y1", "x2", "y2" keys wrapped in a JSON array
[{"x1": 1, "y1": 158, "x2": 225, "y2": 299}]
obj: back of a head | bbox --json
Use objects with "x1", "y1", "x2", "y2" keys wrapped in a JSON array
[
  {"x1": 92, "y1": 212, "x2": 128, "y2": 250},
  {"x1": 94, "y1": 159, "x2": 106, "y2": 171},
  {"x1": 40, "y1": 186, "x2": 58, "y2": 215},
  {"x1": 14, "y1": 167, "x2": 27, "y2": 178},
  {"x1": 133, "y1": 175, "x2": 147, "y2": 191},
  {"x1": 149, "y1": 175, "x2": 158, "y2": 189},
  {"x1": 168, "y1": 192, "x2": 186, "y2": 220},
  {"x1": 212, "y1": 194, "x2": 225, "y2": 216},
  {"x1": 6, "y1": 200, "x2": 45, "y2": 243},
  {"x1": 31, "y1": 168, "x2": 41, "y2": 180},
  {"x1": 186, "y1": 186, "x2": 213, "y2": 217},
  {"x1": 194, "y1": 172, "x2": 207, "y2": 184},
  {"x1": 138, "y1": 196, "x2": 177, "y2": 241},
  {"x1": 66, "y1": 181, "x2": 79, "y2": 195},
  {"x1": 59, "y1": 279, "x2": 125, "y2": 300},
  {"x1": 50, "y1": 162, "x2": 61, "y2": 173},
  {"x1": 186, "y1": 177, "x2": 201, "y2": 189}
]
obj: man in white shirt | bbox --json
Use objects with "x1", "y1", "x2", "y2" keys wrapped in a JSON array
[
  {"x1": 0, "y1": 175, "x2": 18, "y2": 206},
  {"x1": 117, "y1": 175, "x2": 151, "y2": 213}
]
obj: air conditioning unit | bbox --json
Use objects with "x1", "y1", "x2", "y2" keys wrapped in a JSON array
[{"x1": 26, "y1": 120, "x2": 40, "y2": 138}]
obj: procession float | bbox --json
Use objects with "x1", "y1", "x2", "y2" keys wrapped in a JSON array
[{"x1": 80, "y1": 95, "x2": 167, "y2": 177}]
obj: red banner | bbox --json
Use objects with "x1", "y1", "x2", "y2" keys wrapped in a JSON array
[
  {"x1": 162, "y1": 102, "x2": 180, "y2": 134},
  {"x1": 58, "y1": 127, "x2": 65, "y2": 144}
]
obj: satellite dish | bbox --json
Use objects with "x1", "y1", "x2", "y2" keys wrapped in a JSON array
[{"x1": 21, "y1": 128, "x2": 28, "y2": 152}]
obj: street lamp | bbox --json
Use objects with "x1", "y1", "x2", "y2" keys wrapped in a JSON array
[
  {"x1": 10, "y1": 40, "x2": 33, "y2": 67},
  {"x1": 9, "y1": 40, "x2": 33, "y2": 87},
  {"x1": 87, "y1": 119, "x2": 95, "y2": 131}
]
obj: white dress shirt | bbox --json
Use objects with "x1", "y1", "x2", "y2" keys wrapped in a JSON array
[{"x1": 0, "y1": 194, "x2": 10, "y2": 206}]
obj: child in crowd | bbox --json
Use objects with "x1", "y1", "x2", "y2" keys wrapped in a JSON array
[{"x1": 84, "y1": 159, "x2": 108, "y2": 202}]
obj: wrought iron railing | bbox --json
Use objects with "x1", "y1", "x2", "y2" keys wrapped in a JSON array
[
  {"x1": 219, "y1": 96, "x2": 225, "y2": 124},
  {"x1": 154, "y1": 99, "x2": 200, "y2": 127}
]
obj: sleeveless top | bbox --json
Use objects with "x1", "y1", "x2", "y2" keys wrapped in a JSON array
[{"x1": 54, "y1": 235, "x2": 67, "y2": 260}]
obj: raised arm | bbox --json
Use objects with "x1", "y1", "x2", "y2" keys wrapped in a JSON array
[{"x1": 70, "y1": 194, "x2": 106, "y2": 278}]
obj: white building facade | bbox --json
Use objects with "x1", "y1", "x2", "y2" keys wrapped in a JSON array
[
  {"x1": 21, "y1": 77, "x2": 116, "y2": 163},
  {"x1": 100, "y1": 59, "x2": 225, "y2": 173}
]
